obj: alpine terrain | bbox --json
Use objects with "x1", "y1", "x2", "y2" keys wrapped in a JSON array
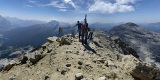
[{"x1": 0, "y1": 30, "x2": 160, "y2": 80}]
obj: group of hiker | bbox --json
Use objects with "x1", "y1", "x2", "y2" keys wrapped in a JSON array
[
  {"x1": 58, "y1": 14, "x2": 93, "y2": 45},
  {"x1": 75, "y1": 14, "x2": 93, "y2": 45}
]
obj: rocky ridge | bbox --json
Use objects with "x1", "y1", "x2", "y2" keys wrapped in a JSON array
[
  {"x1": 109, "y1": 22, "x2": 160, "y2": 66},
  {"x1": 0, "y1": 31, "x2": 160, "y2": 80}
]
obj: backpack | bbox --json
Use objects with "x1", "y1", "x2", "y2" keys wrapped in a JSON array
[{"x1": 81, "y1": 23, "x2": 88, "y2": 31}]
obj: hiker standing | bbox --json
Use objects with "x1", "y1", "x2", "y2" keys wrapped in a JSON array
[
  {"x1": 74, "y1": 21, "x2": 82, "y2": 41},
  {"x1": 81, "y1": 14, "x2": 89, "y2": 45},
  {"x1": 58, "y1": 27, "x2": 63, "y2": 37}
]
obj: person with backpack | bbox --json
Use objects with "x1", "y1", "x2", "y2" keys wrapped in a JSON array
[{"x1": 81, "y1": 14, "x2": 89, "y2": 45}]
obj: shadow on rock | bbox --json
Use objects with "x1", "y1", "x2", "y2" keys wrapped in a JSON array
[
  {"x1": 93, "y1": 41, "x2": 103, "y2": 48},
  {"x1": 83, "y1": 44, "x2": 96, "y2": 53}
]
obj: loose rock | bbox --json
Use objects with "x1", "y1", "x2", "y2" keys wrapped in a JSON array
[
  {"x1": 78, "y1": 61, "x2": 83, "y2": 65},
  {"x1": 66, "y1": 64, "x2": 71, "y2": 67},
  {"x1": 98, "y1": 76, "x2": 106, "y2": 80},
  {"x1": 75, "y1": 73, "x2": 84, "y2": 80}
]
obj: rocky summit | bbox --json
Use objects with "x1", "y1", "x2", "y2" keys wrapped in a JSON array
[{"x1": 0, "y1": 31, "x2": 160, "y2": 80}]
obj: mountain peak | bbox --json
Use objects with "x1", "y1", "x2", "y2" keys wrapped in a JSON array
[
  {"x1": 48, "y1": 20, "x2": 59, "y2": 24},
  {"x1": 125, "y1": 22, "x2": 139, "y2": 27},
  {"x1": 47, "y1": 20, "x2": 59, "y2": 26},
  {"x1": 110, "y1": 22, "x2": 141, "y2": 34}
]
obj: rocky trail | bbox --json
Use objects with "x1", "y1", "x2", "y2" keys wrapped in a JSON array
[{"x1": 0, "y1": 31, "x2": 160, "y2": 80}]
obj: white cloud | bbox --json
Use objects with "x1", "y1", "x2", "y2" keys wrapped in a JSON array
[
  {"x1": 64, "y1": 0, "x2": 77, "y2": 9},
  {"x1": 25, "y1": 0, "x2": 37, "y2": 8},
  {"x1": 89, "y1": 0, "x2": 136, "y2": 13},
  {"x1": 46, "y1": 1, "x2": 67, "y2": 9},
  {"x1": 64, "y1": 0, "x2": 72, "y2": 3},
  {"x1": 116, "y1": 0, "x2": 135, "y2": 4},
  {"x1": 25, "y1": 4, "x2": 33, "y2": 7},
  {"x1": 28, "y1": 0, "x2": 37, "y2": 4},
  {"x1": 26, "y1": 0, "x2": 138, "y2": 13},
  {"x1": 41, "y1": 0, "x2": 76, "y2": 11},
  {"x1": 59, "y1": 9, "x2": 68, "y2": 12}
]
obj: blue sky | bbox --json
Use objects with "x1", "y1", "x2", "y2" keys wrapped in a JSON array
[{"x1": 0, "y1": 0, "x2": 160, "y2": 23}]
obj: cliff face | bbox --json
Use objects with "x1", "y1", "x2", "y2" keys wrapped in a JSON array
[
  {"x1": 0, "y1": 31, "x2": 159, "y2": 80},
  {"x1": 110, "y1": 23, "x2": 160, "y2": 66}
]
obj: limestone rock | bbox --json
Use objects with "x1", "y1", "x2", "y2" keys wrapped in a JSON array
[
  {"x1": 75, "y1": 73, "x2": 84, "y2": 80},
  {"x1": 59, "y1": 37, "x2": 71, "y2": 46},
  {"x1": 97, "y1": 58, "x2": 105, "y2": 63},
  {"x1": 47, "y1": 37, "x2": 58, "y2": 43},
  {"x1": 57, "y1": 67, "x2": 70, "y2": 75},
  {"x1": 106, "y1": 60, "x2": 115, "y2": 67},
  {"x1": 98, "y1": 76, "x2": 106, "y2": 80},
  {"x1": 9, "y1": 75, "x2": 16, "y2": 80}
]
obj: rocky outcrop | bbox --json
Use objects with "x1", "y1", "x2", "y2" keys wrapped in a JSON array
[
  {"x1": 131, "y1": 63, "x2": 160, "y2": 80},
  {"x1": 58, "y1": 37, "x2": 72, "y2": 46},
  {"x1": 48, "y1": 36, "x2": 72, "y2": 46},
  {"x1": 29, "y1": 54, "x2": 46, "y2": 65}
]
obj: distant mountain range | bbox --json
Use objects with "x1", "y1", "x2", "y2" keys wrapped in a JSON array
[
  {"x1": 5, "y1": 17, "x2": 45, "y2": 27},
  {"x1": 141, "y1": 22, "x2": 160, "y2": 32},
  {"x1": 0, "y1": 15, "x2": 115, "y2": 50},
  {"x1": 110, "y1": 23, "x2": 160, "y2": 66},
  {"x1": 0, "y1": 15, "x2": 69, "y2": 58},
  {"x1": 0, "y1": 15, "x2": 46, "y2": 33},
  {"x1": 3, "y1": 20, "x2": 73, "y2": 48},
  {"x1": 89, "y1": 23, "x2": 115, "y2": 31}
]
